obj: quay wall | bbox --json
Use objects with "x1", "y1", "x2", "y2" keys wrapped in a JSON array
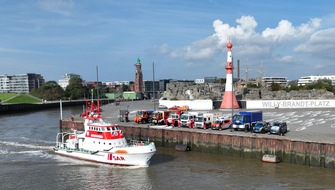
[
  {"x1": 60, "y1": 120, "x2": 335, "y2": 169},
  {"x1": 0, "y1": 99, "x2": 113, "y2": 115}
]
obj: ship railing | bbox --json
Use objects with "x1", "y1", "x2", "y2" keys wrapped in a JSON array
[
  {"x1": 55, "y1": 132, "x2": 72, "y2": 149},
  {"x1": 129, "y1": 140, "x2": 150, "y2": 147}
]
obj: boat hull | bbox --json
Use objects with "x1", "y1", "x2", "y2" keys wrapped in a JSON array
[{"x1": 54, "y1": 142, "x2": 156, "y2": 167}]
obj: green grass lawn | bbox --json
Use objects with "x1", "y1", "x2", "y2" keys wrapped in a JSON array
[
  {"x1": 0, "y1": 93, "x2": 17, "y2": 102},
  {"x1": 0, "y1": 93, "x2": 41, "y2": 104}
]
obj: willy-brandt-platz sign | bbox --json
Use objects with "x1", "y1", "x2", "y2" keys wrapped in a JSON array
[{"x1": 246, "y1": 100, "x2": 335, "y2": 109}]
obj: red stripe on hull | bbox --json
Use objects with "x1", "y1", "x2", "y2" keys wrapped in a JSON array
[{"x1": 54, "y1": 152, "x2": 135, "y2": 167}]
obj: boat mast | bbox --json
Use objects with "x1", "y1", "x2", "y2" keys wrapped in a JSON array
[{"x1": 153, "y1": 62, "x2": 156, "y2": 111}]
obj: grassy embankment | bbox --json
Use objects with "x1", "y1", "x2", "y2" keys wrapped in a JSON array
[{"x1": 0, "y1": 93, "x2": 41, "y2": 104}]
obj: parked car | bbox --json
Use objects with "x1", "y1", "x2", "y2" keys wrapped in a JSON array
[
  {"x1": 179, "y1": 105, "x2": 189, "y2": 111},
  {"x1": 158, "y1": 104, "x2": 168, "y2": 109},
  {"x1": 211, "y1": 118, "x2": 231, "y2": 130},
  {"x1": 168, "y1": 105, "x2": 181, "y2": 110},
  {"x1": 268, "y1": 122, "x2": 287, "y2": 136},
  {"x1": 253, "y1": 121, "x2": 270, "y2": 133}
]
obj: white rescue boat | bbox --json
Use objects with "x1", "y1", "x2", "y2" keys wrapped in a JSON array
[{"x1": 54, "y1": 100, "x2": 156, "y2": 167}]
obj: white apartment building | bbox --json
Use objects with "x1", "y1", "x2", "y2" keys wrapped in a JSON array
[
  {"x1": 58, "y1": 73, "x2": 81, "y2": 89},
  {"x1": 298, "y1": 75, "x2": 335, "y2": 86},
  {"x1": 195, "y1": 79, "x2": 205, "y2": 84},
  {"x1": 0, "y1": 73, "x2": 45, "y2": 93},
  {"x1": 262, "y1": 77, "x2": 288, "y2": 86}
]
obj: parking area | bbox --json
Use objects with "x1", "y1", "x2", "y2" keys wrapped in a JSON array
[{"x1": 101, "y1": 100, "x2": 335, "y2": 144}]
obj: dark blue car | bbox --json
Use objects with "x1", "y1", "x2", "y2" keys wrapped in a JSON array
[{"x1": 253, "y1": 121, "x2": 270, "y2": 133}]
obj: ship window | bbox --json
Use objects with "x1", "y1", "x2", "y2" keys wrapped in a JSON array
[
  {"x1": 109, "y1": 143, "x2": 111, "y2": 145},
  {"x1": 112, "y1": 127, "x2": 115, "y2": 130},
  {"x1": 103, "y1": 142, "x2": 105, "y2": 145},
  {"x1": 107, "y1": 127, "x2": 110, "y2": 131},
  {"x1": 99, "y1": 142, "x2": 100, "y2": 144}
]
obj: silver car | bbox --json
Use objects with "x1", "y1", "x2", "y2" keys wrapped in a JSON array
[{"x1": 269, "y1": 122, "x2": 287, "y2": 136}]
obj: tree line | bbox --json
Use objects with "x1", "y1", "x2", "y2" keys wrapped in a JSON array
[
  {"x1": 31, "y1": 77, "x2": 104, "y2": 101},
  {"x1": 31, "y1": 77, "x2": 335, "y2": 101},
  {"x1": 246, "y1": 79, "x2": 335, "y2": 93}
]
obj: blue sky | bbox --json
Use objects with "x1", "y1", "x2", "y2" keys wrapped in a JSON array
[{"x1": 1, "y1": 0, "x2": 335, "y2": 82}]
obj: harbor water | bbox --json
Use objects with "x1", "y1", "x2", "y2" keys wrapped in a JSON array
[{"x1": 1, "y1": 107, "x2": 335, "y2": 190}]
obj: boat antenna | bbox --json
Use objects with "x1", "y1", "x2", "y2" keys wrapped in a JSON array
[
  {"x1": 60, "y1": 99, "x2": 63, "y2": 120},
  {"x1": 96, "y1": 65, "x2": 100, "y2": 100},
  {"x1": 153, "y1": 62, "x2": 156, "y2": 111}
]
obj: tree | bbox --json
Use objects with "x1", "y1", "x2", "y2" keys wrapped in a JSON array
[
  {"x1": 30, "y1": 81, "x2": 64, "y2": 100},
  {"x1": 247, "y1": 83, "x2": 260, "y2": 88},
  {"x1": 65, "y1": 77, "x2": 88, "y2": 100},
  {"x1": 270, "y1": 82, "x2": 283, "y2": 91},
  {"x1": 305, "y1": 79, "x2": 333, "y2": 91}
]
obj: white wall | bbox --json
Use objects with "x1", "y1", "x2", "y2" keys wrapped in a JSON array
[
  {"x1": 159, "y1": 100, "x2": 213, "y2": 110},
  {"x1": 246, "y1": 99, "x2": 335, "y2": 109}
]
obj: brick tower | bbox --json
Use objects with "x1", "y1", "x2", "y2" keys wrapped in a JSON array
[{"x1": 134, "y1": 58, "x2": 143, "y2": 92}]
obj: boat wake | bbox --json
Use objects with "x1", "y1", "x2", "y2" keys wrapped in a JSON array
[{"x1": 0, "y1": 140, "x2": 54, "y2": 150}]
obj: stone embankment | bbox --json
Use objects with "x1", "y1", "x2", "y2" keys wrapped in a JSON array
[{"x1": 165, "y1": 81, "x2": 334, "y2": 100}]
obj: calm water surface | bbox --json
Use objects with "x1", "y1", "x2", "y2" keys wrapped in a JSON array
[{"x1": 1, "y1": 107, "x2": 335, "y2": 190}]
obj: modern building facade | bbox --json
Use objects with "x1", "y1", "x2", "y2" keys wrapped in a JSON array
[
  {"x1": 159, "y1": 79, "x2": 171, "y2": 91},
  {"x1": 143, "y1": 80, "x2": 160, "y2": 99},
  {"x1": 58, "y1": 73, "x2": 81, "y2": 89},
  {"x1": 0, "y1": 73, "x2": 45, "y2": 93},
  {"x1": 204, "y1": 77, "x2": 218, "y2": 83},
  {"x1": 195, "y1": 77, "x2": 218, "y2": 84},
  {"x1": 262, "y1": 77, "x2": 288, "y2": 87},
  {"x1": 298, "y1": 75, "x2": 335, "y2": 86}
]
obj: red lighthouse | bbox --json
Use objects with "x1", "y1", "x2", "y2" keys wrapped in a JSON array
[{"x1": 220, "y1": 40, "x2": 239, "y2": 109}]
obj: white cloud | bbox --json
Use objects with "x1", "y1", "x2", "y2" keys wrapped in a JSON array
[
  {"x1": 262, "y1": 18, "x2": 321, "y2": 41},
  {"x1": 156, "y1": 15, "x2": 335, "y2": 78},
  {"x1": 314, "y1": 64, "x2": 325, "y2": 69},
  {"x1": 213, "y1": 16, "x2": 258, "y2": 44},
  {"x1": 0, "y1": 47, "x2": 40, "y2": 54},
  {"x1": 157, "y1": 36, "x2": 219, "y2": 62},
  {"x1": 277, "y1": 55, "x2": 293, "y2": 62},
  {"x1": 38, "y1": 0, "x2": 75, "y2": 16},
  {"x1": 295, "y1": 28, "x2": 335, "y2": 53}
]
